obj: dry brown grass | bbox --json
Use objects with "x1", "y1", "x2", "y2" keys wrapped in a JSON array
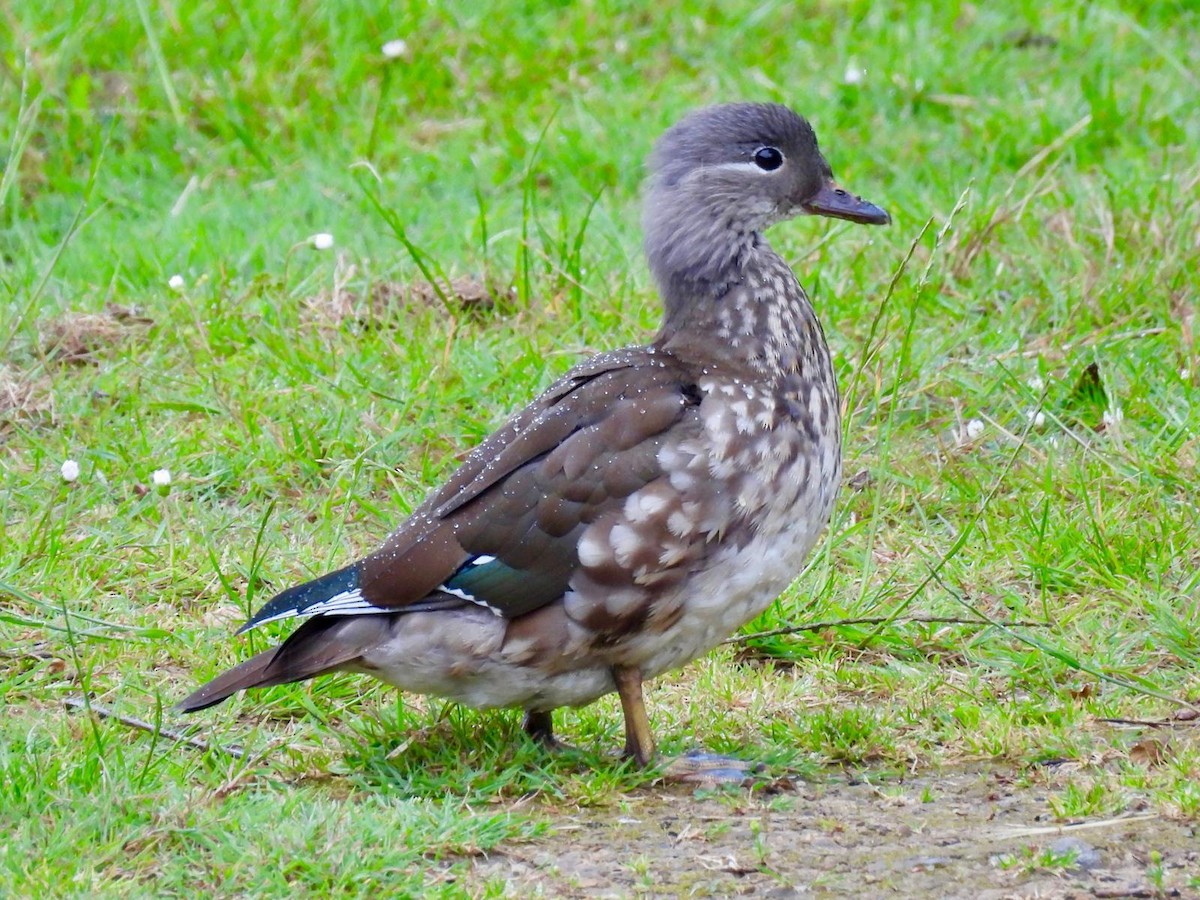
[
  {"x1": 38, "y1": 303, "x2": 154, "y2": 365},
  {"x1": 304, "y1": 268, "x2": 512, "y2": 329}
]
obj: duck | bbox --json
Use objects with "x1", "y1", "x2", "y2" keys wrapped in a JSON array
[{"x1": 179, "y1": 102, "x2": 889, "y2": 769}]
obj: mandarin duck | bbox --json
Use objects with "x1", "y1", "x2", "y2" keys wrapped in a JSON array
[{"x1": 179, "y1": 103, "x2": 889, "y2": 768}]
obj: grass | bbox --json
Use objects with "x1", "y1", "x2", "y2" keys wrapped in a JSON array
[{"x1": 3, "y1": 0, "x2": 1200, "y2": 894}]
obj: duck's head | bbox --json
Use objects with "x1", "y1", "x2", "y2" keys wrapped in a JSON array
[{"x1": 644, "y1": 103, "x2": 889, "y2": 287}]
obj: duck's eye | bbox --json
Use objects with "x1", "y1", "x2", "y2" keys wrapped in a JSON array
[{"x1": 753, "y1": 146, "x2": 784, "y2": 171}]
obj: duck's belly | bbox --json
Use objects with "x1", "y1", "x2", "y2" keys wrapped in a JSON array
[
  {"x1": 357, "y1": 508, "x2": 829, "y2": 710},
  {"x1": 354, "y1": 610, "x2": 614, "y2": 710},
  {"x1": 357, "y1": 438, "x2": 840, "y2": 712}
]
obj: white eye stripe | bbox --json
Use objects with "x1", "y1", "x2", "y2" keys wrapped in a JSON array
[{"x1": 701, "y1": 161, "x2": 779, "y2": 175}]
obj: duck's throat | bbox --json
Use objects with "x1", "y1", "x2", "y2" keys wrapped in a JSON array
[{"x1": 654, "y1": 243, "x2": 834, "y2": 391}]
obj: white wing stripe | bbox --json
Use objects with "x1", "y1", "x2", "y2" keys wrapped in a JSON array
[
  {"x1": 438, "y1": 585, "x2": 503, "y2": 617},
  {"x1": 301, "y1": 588, "x2": 387, "y2": 617}
]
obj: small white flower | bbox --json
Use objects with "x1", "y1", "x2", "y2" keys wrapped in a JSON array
[
  {"x1": 152, "y1": 468, "x2": 172, "y2": 487},
  {"x1": 1181, "y1": 368, "x2": 1191, "y2": 380},
  {"x1": 843, "y1": 65, "x2": 865, "y2": 85},
  {"x1": 1028, "y1": 376, "x2": 1045, "y2": 392},
  {"x1": 1102, "y1": 408, "x2": 1123, "y2": 427},
  {"x1": 381, "y1": 39, "x2": 408, "y2": 59},
  {"x1": 168, "y1": 274, "x2": 186, "y2": 291},
  {"x1": 964, "y1": 418, "x2": 985, "y2": 441},
  {"x1": 61, "y1": 459, "x2": 81, "y2": 482},
  {"x1": 1026, "y1": 409, "x2": 1046, "y2": 428},
  {"x1": 311, "y1": 232, "x2": 335, "y2": 250}
]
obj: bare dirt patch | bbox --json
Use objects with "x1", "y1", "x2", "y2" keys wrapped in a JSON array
[{"x1": 468, "y1": 767, "x2": 1198, "y2": 897}]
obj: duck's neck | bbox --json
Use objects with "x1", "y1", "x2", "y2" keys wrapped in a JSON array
[{"x1": 650, "y1": 238, "x2": 832, "y2": 389}]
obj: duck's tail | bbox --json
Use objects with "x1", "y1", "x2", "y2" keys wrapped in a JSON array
[{"x1": 176, "y1": 615, "x2": 387, "y2": 712}]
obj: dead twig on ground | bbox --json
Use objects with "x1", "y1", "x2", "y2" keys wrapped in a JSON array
[
  {"x1": 1096, "y1": 716, "x2": 1200, "y2": 729},
  {"x1": 63, "y1": 696, "x2": 244, "y2": 759},
  {"x1": 729, "y1": 615, "x2": 1051, "y2": 645}
]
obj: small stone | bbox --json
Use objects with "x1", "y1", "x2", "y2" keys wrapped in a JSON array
[
  {"x1": 907, "y1": 856, "x2": 953, "y2": 870},
  {"x1": 1049, "y1": 836, "x2": 1102, "y2": 871}
]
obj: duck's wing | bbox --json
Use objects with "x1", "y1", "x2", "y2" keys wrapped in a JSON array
[{"x1": 237, "y1": 347, "x2": 704, "y2": 631}]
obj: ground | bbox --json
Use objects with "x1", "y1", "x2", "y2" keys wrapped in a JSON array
[
  {"x1": 2, "y1": 1, "x2": 1199, "y2": 896},
  {"x1": 469, "y1": 769, "x2": 1198, "y2": 897}
]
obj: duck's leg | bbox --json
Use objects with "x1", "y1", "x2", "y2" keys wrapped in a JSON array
[
  {"x1": 613, "y1": 665, "x2": 762, "y2": 784},
  {"x1": 613, "y1": 665, "x2": 655, "y2": 766},
  {"x1": 521, "y1": 709, "x2": 565, "y2": 750}
]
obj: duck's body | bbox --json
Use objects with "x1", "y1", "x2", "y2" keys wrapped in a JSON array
[
  {"x1": 180, "y1": 103, "x2": 888, "y2": 764},
  {"x1": 347, "y1": 256, "x2": 839, "y2": 713}
]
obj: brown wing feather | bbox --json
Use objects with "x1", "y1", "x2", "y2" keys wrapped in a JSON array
[{"x1": 355, "y1": 348, "x2": 702, "y2": 614}]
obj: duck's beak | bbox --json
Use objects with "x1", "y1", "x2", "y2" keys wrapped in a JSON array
[{"x1": 802, "y1": 181, "x2": 890, "y2": 226}]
